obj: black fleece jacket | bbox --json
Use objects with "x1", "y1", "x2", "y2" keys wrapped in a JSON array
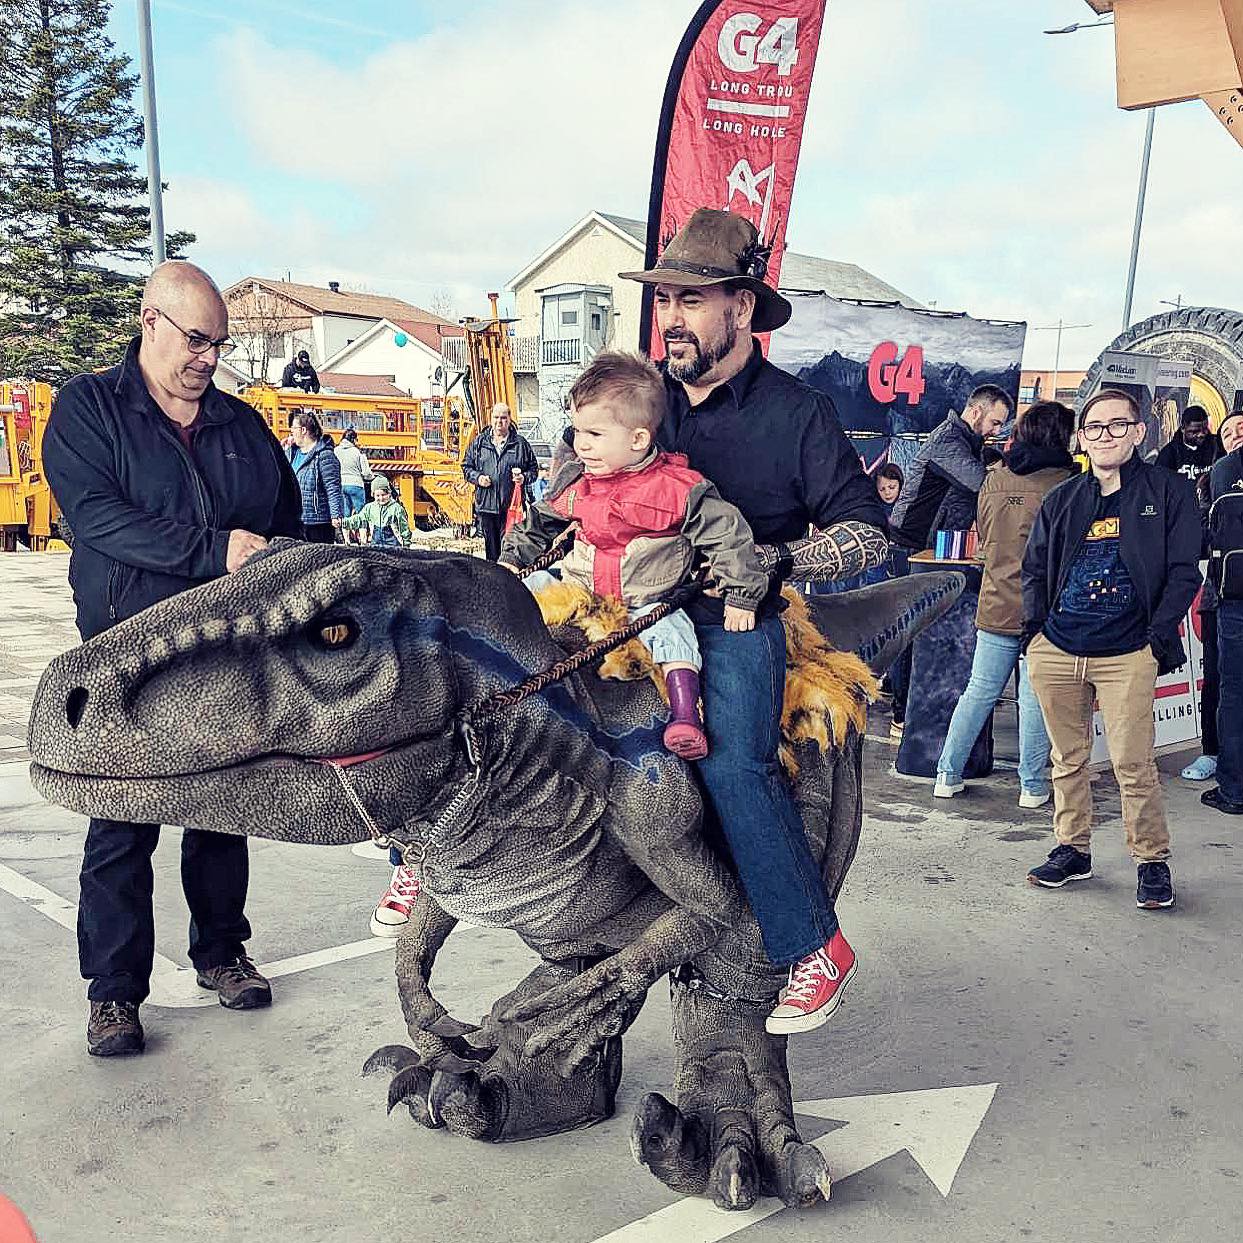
[
  {"x1": 44, "y1": 338, "x2": 303, "y2": 641},
  {"x1": 1021, "y1": 452, "x2": 1202, "y2": 675}
]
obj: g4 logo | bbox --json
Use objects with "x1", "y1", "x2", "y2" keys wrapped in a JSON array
[
  {"x1": 718, "y1": 14, "x2": 800, "y2": 76},
  {"x1": 868, "y1": 342, "x2": 926, "y2": 406}
]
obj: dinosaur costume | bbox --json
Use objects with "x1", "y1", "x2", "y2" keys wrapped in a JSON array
[{"x1": 28, "y1": 541, "x2": 960, "y2": 1212}]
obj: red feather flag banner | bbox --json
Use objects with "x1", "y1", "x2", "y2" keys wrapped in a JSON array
[{"x1": 640, "y1": 0, "x2": 830, "y2": 357}]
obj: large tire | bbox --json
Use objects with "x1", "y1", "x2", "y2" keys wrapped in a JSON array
[{"x1": 1078, "y1": 306, "x2": 1243, "y2": 429}]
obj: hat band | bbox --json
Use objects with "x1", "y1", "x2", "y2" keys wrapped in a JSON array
[{"x1": 655, "y1": 258, "x2": 745, "y2": 280}]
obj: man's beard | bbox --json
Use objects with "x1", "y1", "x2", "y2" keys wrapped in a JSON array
[{"x1": 664, "y1": 308, "x2": 737, "y2": 384}]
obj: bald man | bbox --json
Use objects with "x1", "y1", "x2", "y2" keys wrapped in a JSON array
[{"x1": 44, "y1": 260, "x2": 303, "y2": 1058}]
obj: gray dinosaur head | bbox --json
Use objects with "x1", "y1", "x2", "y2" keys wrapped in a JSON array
[{"x1": 28, "y1": 540, "x2": 561, "y2": 844}]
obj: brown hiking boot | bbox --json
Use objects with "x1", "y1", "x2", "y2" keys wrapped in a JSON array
[
  {"x1": 195, "y1": 955, "x2": 272, "y2": 1010},
  {"x1": 87, "y1": 1000, "x2": 145, "y2": 1057}
]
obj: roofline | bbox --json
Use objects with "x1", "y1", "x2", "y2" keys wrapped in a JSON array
[
  {"x1": 321, "y1": 317, "x2": 443, "y2": 371},
  {"x1": 507, "y1": 211, "x2": 643, "y2": 292},
  {"x1": 222, "y1": 277, "x2": 322, "y2": 316}
]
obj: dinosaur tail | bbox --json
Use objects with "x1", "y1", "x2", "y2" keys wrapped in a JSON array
[{"x1": 802, "y1": 571, "x2": 965, "y2": 677}]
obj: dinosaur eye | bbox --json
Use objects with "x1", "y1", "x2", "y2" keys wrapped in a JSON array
[{"x1": 312, "y1": 616, "x2": 358, "y2": 651}]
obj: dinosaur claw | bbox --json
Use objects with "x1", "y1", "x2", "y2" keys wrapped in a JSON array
[
  {"x1": 362, "y1": 1044, "x2": 420, "y2": 1078},
  {"x1": 427, "y1": 1015, "x2": 482, "y2": 1039},
  {"x1": 776, "y1": 1142, "x2": 832, "y2": 1208},
  {"x1": 709, "y1": 1143, "x2": 759, "y2": 1212},
  {"x1": 386, "y1": 1064, "x2": 435, "y2": 1122}
]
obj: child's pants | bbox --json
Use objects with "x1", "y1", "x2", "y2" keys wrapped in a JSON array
[{"x1": 523, "y1": 570, "x2": 701, "y2": 669}]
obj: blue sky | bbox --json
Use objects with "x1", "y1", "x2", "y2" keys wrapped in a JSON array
[{"x1": 104, "y1": 1, "x2": 1243, "y2": 369}]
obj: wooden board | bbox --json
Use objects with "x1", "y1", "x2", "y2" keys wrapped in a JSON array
[{"x1": 1112, "y1": 0, "x2": 1243, "y2": 108}]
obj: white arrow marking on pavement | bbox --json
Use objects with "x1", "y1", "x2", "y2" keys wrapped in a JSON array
[
  {"x1": 592, "y1": 1083, "x2": 998, "y2": 1243},
  {"x1": 0, "y1": 860, "x2": 394, "y2": 1008}
]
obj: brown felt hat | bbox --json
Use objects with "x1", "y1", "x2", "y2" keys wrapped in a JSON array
[{"x1": 620, "y1": 208, "x2": 792, "y2": 333}]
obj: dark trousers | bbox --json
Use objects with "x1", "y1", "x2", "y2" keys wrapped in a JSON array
[
  {"x1": 304, "y1": 522, "x2": 335, "y2": 544},
  {"x1": 477, "y1": 511, "x2": 503, "y2": 562},
  {"x1": 1216, "y1": 602, "x2": 1243, "y2": 803},
  {"x1": 696, "y1": 616, "x2": 839, "y2": 966},
  {"x1": 1201, "y1": 608, "x2": 1219, "y2": 756},
  {"x1": 78, "y1": 819, "x2": 251, "y2": 1003}
]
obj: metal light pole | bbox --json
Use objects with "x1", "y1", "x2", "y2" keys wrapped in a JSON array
[
  {"x1": 1044, "y1": 20, "x2": 1153, "y2": 334},
  {"x1": 1121, "y1": 108, "x2": 1156, "y2": 331},
  {"x1": 136, "y1": 0, "x2": 166, "y2": 265},
  {"x1": 1031, "y1": 320, "x2": 1092, "y2": 401}
]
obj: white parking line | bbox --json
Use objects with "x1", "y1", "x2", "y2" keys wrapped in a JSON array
[{"x1": 0, "y1": 859, "x2": 394, "y2": 1009}]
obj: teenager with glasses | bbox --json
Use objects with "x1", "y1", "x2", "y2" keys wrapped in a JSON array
[{"x1": 1019, "y1": 389, "x2": 1202, "y2": 909}]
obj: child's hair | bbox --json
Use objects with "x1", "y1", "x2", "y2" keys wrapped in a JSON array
[
  {"x1": 568, "y1": 351, "x2": 666, "y2": 432},
  {"x1": 876, "y1": 462, "x2": 904, "y2": 489}
]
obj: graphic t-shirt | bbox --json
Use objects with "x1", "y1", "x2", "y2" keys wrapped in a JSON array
[
  {"x1": 1043, "y1": 490, "x2": 1148, "y2": 657},
  {"x1": 1155, "y1": 434, "x2": 1219, "y2": 485}
]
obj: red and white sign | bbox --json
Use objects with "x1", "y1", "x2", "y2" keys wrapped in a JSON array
[
  {"x1": 1090, "y1": 573, "x2": 1208, "y2": 761},
  {"x1": 641, "y1": 1, "x2": 829, "y2": 356}
]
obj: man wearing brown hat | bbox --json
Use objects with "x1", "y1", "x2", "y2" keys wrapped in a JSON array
[{"x1": 621, "y1": 208, "x2": 890, "y2": 1035}]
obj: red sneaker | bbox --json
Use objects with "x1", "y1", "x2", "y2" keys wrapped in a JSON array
[
  {"x1": 765, "y1": 930, "x2": 858, "y2": 1035},
  {"x1": 664, "y1": 720, "x2": 709, "y2": 760},
  {"x1": 369, "y1": 864, "x2": 421, "y2": 938}
]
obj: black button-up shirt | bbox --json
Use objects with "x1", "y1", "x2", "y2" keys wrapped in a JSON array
[
  {"x1": 660, "y1": 343, "x2": 885, "y2": 543},
  {"x1": 659, "y1": 342, "x2": 886, "y2": 621}
]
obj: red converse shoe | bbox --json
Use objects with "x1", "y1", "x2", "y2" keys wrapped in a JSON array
[
  {"x1": 765, "y1": 930, "x2": 858, "y2": 1035},
  {"x1": 369, "y1": 864, "x2": 421, "y2": 938}
]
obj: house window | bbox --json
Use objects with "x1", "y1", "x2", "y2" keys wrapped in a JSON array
[
  {"x1": 591, "y1": 312, "x2": 602, "y2": 331},
  {"x1": 265, "y1": 333, "x2": 285, "y2": 358},
  {"x1": 1018, "y1": 385, "x2": 1038, "y2": 404},
  {"x1": 561, "y1": 309, "x2": 578, "y2": 326}
]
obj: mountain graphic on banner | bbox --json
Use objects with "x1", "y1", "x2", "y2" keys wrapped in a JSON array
[{"x1": 797, "y1": 350, "x2": 1022, "y2": 436}]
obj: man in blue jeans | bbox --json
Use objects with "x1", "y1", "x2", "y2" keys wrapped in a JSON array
[
  {"x1": 1203, "y1": 409, "x2": 1243, "y2": 816},
  {"x1": 623, "y1": 209, "x2": 890, "y2": 1032}
]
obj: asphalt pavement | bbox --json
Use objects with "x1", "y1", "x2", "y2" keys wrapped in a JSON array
[{"x1": 1, "y1": 552, "x2": 1240, "y2": 1242}]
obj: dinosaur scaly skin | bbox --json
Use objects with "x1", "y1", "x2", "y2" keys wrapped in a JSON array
[{"x1": 28, "y1": 540, "x2": 961, "y2": 1211}]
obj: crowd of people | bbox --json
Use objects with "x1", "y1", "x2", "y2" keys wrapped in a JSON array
[{"x1": 36, "y1": 209, "x2": 1243, "y2": 1063}]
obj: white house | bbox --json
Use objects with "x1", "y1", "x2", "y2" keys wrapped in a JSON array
[
  {"x1": 222, "y1": 278, "x2": 461, "y2": 394},
  {"x1": 506, "y1": 210, "x2": 923, "y2": 443},
  {"x1": 318, "y1": 317, "x2": 446, "y2": 398}
]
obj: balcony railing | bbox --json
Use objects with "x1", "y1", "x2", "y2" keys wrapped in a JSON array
[{"x1": 541, "y1": 337, "x2": 582, "y2": 367}]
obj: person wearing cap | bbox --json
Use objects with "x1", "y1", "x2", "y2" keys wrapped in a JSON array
[
  {"x1": 280, "y1": 349, "x2": 320, "y2": 394},
  {"x1": 337, "y1": 474, "x2": 412, "y2": 548},
  {"x1": 621, "y1": 208, "x2": 890, "y2": 1036}
]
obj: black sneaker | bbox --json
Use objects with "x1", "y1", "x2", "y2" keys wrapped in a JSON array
[
  {"x1": 1027, "y1": 844, "x2": 1093, "y2": 888},
  {"x1": 87, "y1": 1000, "x2": 145, "y2": 1057},
  {"x1": 196, "y1": 955, "x2": 272, "y2": 1010},
  {"x1": 1201, "y1": 787, "x2": 1243, "y2": 816},
  {"x1": 1137, "y1": 861, "x2": 1175, "y2": 910}
]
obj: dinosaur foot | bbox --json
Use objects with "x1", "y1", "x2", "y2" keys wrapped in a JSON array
[
  {"x1": 361, "y1": 1044, "x2": 504, "y2": 1140},
  {"x1": 631, "y1": 1092, "x2": 830, "y2": 1211}
]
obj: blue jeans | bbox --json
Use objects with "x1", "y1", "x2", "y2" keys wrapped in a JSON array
[
  {"x1": 1217, "y1": 601, "x2": 1243, "y2": 803},
  {"x1": 696, "y1": 616, "x2": 838, "y2": 965},
  {"x1": 936, "y1": 630, "x2": 1051, "y2": 794},
  {"x1": 342, "y1": 486, "x2": 366, "y2": 516}
]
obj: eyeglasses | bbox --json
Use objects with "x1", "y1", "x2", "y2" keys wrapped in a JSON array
[
  {"x1": 152, "y1": 308, "x2": 233, "y2": 355},
  {"x1": 1080, "y1": 419, "x2": 1139, "y2": 441}
]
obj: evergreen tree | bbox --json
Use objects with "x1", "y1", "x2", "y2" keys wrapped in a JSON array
[{"x1": 0, "y1": 0, "x2": 194, "y2": 382}]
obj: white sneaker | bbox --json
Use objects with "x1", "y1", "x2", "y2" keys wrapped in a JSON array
[
  {"x1": 369, "y1": 865, "x2": 421, "y2": 938},
  {"x1": 1019, "y1": 789, "x2": 1051, "y2": 809},
  {"x1": 933, "y1": 775, "x2": 964, "y2": 798}
]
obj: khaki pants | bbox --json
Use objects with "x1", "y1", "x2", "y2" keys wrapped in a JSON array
[{"x1": 1027, "y1": 633, "x2": 1170, "y2": 862}]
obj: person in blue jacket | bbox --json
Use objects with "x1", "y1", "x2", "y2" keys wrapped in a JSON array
[
  {"x1": 286, "y1": 411, "x2": 344, "y2": 542},
  {"x1": 42, "y1": 261, "x2": 303, "y2": 1059}
]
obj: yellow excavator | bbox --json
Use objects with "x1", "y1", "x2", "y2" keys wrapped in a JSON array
[
  {"x1": 241, "y1": 292, "x2": 518, "y2": 531},
  {"x1": 0, "y1": 380, "x2": 64, "y2": 551}
]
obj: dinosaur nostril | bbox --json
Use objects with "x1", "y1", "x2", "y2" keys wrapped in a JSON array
[{"x1": 66, "y1": 687, "x2": 89, "y2": 730}]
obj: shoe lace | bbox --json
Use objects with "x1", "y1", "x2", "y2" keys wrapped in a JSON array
[
  {"x1": 95, "y1": 1000, "x2": 136, "y2": 1025},
  {"x1": 388, "y1": 865, "x2": 421, "y2": 901},
  {"x1": 785, "y1": 951, "x2": 838, "y2": 1003},
  {"x1": 216, "y1": 956, "x2": 262, "y2": 984}
]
